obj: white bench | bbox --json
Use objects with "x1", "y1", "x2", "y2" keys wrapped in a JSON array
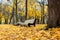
[{"x1": 15, "y1": 19, "x2": 36, "y2": 26}]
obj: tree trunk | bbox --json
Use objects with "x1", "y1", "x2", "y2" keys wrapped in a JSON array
[
  {"x1": 25, "y1": 0, "x2": 27, "y2": 20},
  {"x1": 47, "y1": 0, "x2": 60, "y2": 27}
]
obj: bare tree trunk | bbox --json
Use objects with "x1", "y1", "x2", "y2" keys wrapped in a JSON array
[
  {"x1": 0, "y1": 17, "x2": 1, "y2": 24},
  {"x1": 25, "y1": 0, "x2": 27, "y2": 20},
  {"x1": 16, "y1": 0, "x2": 18, "y2": 23},
  {"x1": 47, "y1": 0, "x2": 60, "y2": 28},
  {"x1": 9, "y1": 7, "x2": 14, "y2": 24}
]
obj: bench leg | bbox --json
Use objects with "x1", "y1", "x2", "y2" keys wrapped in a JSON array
[
  {"x1": 28, "y1": 23, "x2": 36, "y2": 27},
  {"x1": 34, "y1": 24, "x2": 35, "y2": 27},
  {"x1": 28, "y1": 23, "x2": 30, "y2": 27}
]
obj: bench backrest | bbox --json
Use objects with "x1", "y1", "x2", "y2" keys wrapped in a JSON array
[
  {"x1": 25, "y1": 19, "x2": 35, "y2": 23},
  {"x1": 25, "y1": 19, "x2": 36, "y2": 23}
]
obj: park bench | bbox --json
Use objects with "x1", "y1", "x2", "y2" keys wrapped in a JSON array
[{"x1": 15, "y1": 18, "x2": 36, "y2": 27}]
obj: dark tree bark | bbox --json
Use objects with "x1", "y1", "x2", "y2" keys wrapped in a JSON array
[
  {"x1": 16, "y1": 0, "x2": 18, "y2": 23},
  {"x1": 25, "y1": 0, "x2": 28, "y2": 20},
  {"x1": 47, "y1": 0, "x2": 60, "y2": 28},
  {"x1": 9, "y1": 6, "x2": 14, "y2": 24}
]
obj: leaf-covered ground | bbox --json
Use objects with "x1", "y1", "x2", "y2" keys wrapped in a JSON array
[{"x1": 0, "y1": 24, "x2": 60, "y2": 40}]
